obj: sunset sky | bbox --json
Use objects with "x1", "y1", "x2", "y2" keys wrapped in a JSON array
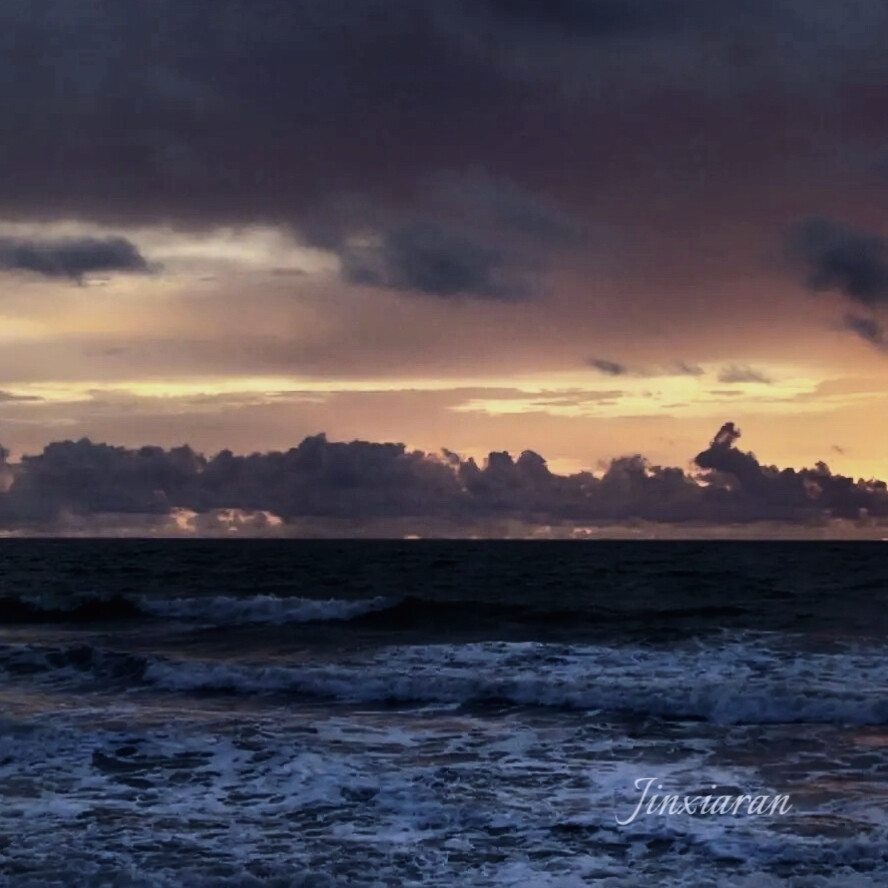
[{"x1": 2, "y1": 0, "x2": 888, "y2": 489}]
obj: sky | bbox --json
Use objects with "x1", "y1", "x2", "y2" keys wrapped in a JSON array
[{"x1": 2, "y1": 0, "x2": 888, "y2": 533}]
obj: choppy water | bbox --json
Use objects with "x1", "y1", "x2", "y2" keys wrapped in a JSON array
[{"x1": 2, "y1": 540, "x2": 888, "y2": 887}]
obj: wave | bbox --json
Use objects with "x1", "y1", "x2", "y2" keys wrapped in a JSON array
[
  {"x1": 10, "y1": 636, "x2": 888, "y2": 725},
  {"x1": 139, "y1": 594, "x2": 391, "y2": 625},
  {"x1": 0, "y1": 641, "x2": 149, "y2": 681},
  {"x1": 0, "y1": 591, "x2": 748, "y2": 628},
  {"x1": 141, "y1": 640, "x2": 888, "y2": 724},
  {"x1": 0, "y1": 593, "x2": 391, "y2": 626}
]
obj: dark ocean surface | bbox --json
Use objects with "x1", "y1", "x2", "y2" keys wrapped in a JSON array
[{"x1": 1, "y1": 540, "x2": 888, "y2": 887}]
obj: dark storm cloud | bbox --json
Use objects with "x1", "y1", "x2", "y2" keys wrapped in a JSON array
[
  {"x1": 786, "y1": 217, "x2": 888, "y2": 350},
  {"x1": 787, "y1": 217, "x2": 888, "y2": 307},
  {"x1": 430, "y1": 171, "x2": 582, "y2": 246},
  {"x1": 717, "y1": 365, "x2": 772, "y2": 385},
  {"x1": 339, "y1": 221, "x2": 533, "y2": 300},
  {"x1": 0, "y1": 236, "x2": 152, "y2": 281},
  {"x1": 472, "y1": 0, "x2": 819, "y2": 40},
  {"x1": 588, "y1": 358, "x2": 627, "y2": 376},
  {"x1": 1, "y1": 0, "x2": 885, "y2": 236},
  {"x1": 475, "y1": 0, "x2": 685, "y2": 36},
  {"x1": 318, "y1": 172, "x2": 579, "y2": 298},
  {"x1": 444, "y1": 0, "x2": 888, "y2": 101},
  {"x1": 1, "y1": 424, "x2": 886, "y2": 530},
  {"x1": 0, "y1": 1, "x2": 453, "y2": 223},
  {"x1": 692, "y1": 422, "x2": 888, "y2": 521},
  {"x1": 0, "y1": 435, "x2": 465, "y2": 523}
]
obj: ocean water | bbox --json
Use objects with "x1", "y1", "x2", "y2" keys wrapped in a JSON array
[{"x1": 2, "y1": 540, "x2": 888, "y2": 887}]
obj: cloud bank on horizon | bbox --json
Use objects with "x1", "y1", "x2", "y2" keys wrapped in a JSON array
[{"x1": 0, "y1": 423, "x2": 885, "y2": 535}]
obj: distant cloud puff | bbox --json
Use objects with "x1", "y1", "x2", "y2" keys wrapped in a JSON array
[
  {"x1": 672, "y1": 361, "x2": 705, "y2": 376},
  {"x1": 0, "y1": 391, "x2": 42, "y2": 403},
  {"x1": 717, "y1": 364, "x2": 772, "y2": 384},
  {"x1": 0, "y1": 236, "x2": 154, "y2": 281},
  {"x1": 585, "y1": 358, "x2": 704, "y2": 378},
  {"x1": 587, "y1": 358, "x2": 627, "y2": 376}
]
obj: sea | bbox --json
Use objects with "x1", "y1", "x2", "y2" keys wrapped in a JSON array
[{"x1": 1, "y1": 540, "x2": 888, "y2": 887}]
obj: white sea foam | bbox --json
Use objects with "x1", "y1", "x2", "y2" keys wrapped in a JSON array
[
  {"x1": 7, "y1": 632, "x2": 888, "y2": 884},
  {"x1": 3, "y1": 695, "x2": 888, "y2": 888}
]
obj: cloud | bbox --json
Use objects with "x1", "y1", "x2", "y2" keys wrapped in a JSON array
[
  {"x1": 784, "y1": 218, "x2": 888, "y2": 351},
  {"x1": 1, "y1": 424, "x2": 886, "y2": 532},
  {"x1": 446, "y1": 0, "x2": 888, "y2": 101},
  {"x1": 787, "y1": 217, "x2": 888, "y2": 306},
  {"x1": 1, "y1": 0, "x2": 883, "y2": 238},
  {"x1": 0, "y1": 391, "x2": 42, "y2": 403},
  {"x1": 843, "y1": 313, "x2": 888, "y2": 352},
  {"x1": 339, "y1": 220, "x2": 534, "y2": 300},
  {"x1": 588, "y1": 358, "x2": 627, "y2": 376},
  {"x1": 474, "y1": 0, "x2": 681, "y2": 38},
  {"x1": 692, "y1": 421, "x2": 888, "y2": 521},
  {"x1": 585, "y1": 358, "x2": 704, "y2": 378},
  {"x1": 717, "y1": 364, "x2": 772, "y2": 384},
  {"x1": 314, "y1": 170, "x2": 580, "y2": 299},
  {"x1": 0, "y1": 236, "x2": 153, "y2": 281},
  {"x1": 430, "y1": 171, "x2": 582, "y2": 246},
  {"x1": 636, "y1": 360, "x2": 706, "y2": 378}
]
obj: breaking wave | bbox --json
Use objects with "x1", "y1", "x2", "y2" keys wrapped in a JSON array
[{"x1": 8, "y1": 635, "x2": 888, "y2": 725}]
